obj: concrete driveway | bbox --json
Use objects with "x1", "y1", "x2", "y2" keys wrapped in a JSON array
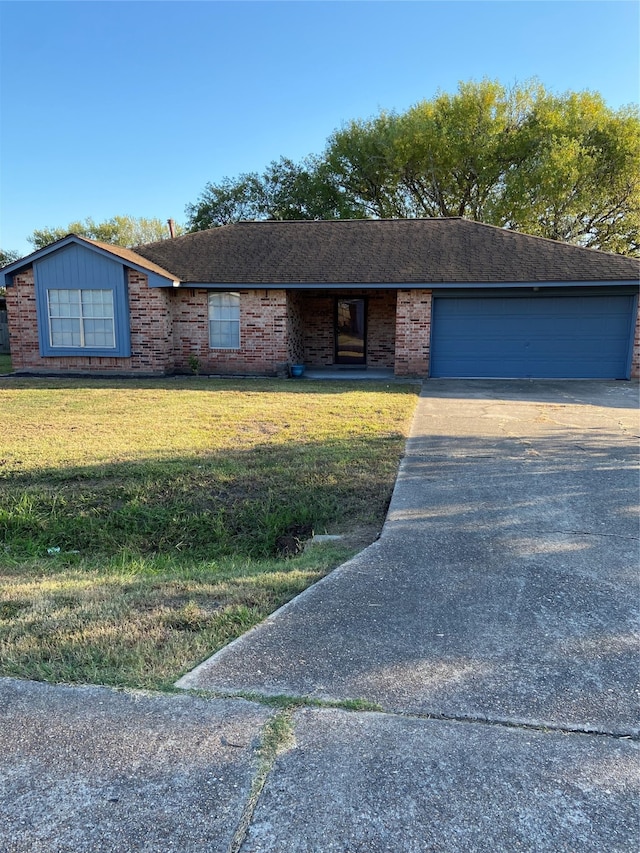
[
  {"x1": 180, "y1": 380, "x2": 640, "y2": 735},
  {"x1": 3, "y1": 381, "x2": 639, "y2": 851}
]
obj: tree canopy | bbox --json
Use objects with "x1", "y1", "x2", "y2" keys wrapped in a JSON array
[
  {"x1": 187, "y1": 80, "x2": 640, "y2": 256},
  {"x1": 0, "y1": 248, "x2": 20, "y2": 267},
  {"x1": 28, "y1": 215, "x2": 184, "y2": 251},
  {"x1": 186, "y1": 157, "x2": 365, "y2": 229}
]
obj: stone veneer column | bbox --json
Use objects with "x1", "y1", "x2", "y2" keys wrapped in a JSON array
[{"x1": 394, "y1": 289, "x2": 432, "y2": 376}]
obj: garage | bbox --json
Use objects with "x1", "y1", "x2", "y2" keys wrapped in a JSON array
[{"x1": 430, "y1": 292, "x2": 637, "y2": 379}]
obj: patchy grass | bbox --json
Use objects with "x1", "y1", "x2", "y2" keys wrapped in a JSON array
[
  {"x1": 0, "y1": 377, "x2": 418, "y2": 689},
  {"x1": 0, "y1": 354, "x2": 11, "y2": 374}
]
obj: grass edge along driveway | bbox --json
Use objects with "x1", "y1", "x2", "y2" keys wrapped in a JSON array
[{"x1": 0, "y1": 377, "x2": 418, "y2": 690}]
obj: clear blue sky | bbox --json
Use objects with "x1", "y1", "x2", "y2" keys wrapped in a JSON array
[{"x1": 1, "y1": 0, "x2": 638, "y2": 255}]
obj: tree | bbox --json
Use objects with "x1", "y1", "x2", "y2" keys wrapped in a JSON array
[
  {"x1": 260, "y1": 157, "x2": 365, "y2": 221},
  {"x1": 494, "y1": 91, "x2": 640, "y2": 254},
  {"x1": 27, "y1": 215, "x2": 185, "y2": 250},
  {"x1": 323, "y1": 81, "x2": 640, "y2": 254},
  {"x1": 0, "y1": 248, "x2": 20, "y2": 267},
  {"x1": 187, "y1": 80, "x2": 640, "y2": 256},
  {"x1": 0, "y1": 249, "x2": 21, "y2": 295},
  {"x1": 186, "y1": 156, "x2": 366, "y2": 229},
  {"x1": 186, "y1": 174, "x2": 265, "y2": 229}
]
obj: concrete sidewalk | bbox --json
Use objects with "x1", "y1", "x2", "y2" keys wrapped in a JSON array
[
  {"x1": 0, "y1": 678, "x2": 274, "y2": 852},
  {"x1": 2, "y1": 380, "x2": 639, "y2": 851}
]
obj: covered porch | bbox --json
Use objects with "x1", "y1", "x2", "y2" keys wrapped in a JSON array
[{"x1": 286, "y1": 288, "x2": 432, "y2": 377}]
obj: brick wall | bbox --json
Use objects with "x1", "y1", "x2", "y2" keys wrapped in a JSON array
[
  {"x1": 300, "y1": 290, "x2": 396, "y2": 367},
  {"x1": 6, "y1": 267, "x2": 174, "y2": 374},
  {"x1": 631, "y1": 298, "x2": 640, "y2": 379},
  {"x1": 286, "y1": 291, "x2": 305, "y2": 365},
  {"x1": 10, "y1": 273, "x2": 636, "y2": 379},
  {"x1": 127, "y1": 271, "x2": 174, "y2": 372},
  {"x1": 301, "y1": 293, "x2": 334, "y2": 365},
  {"x1": 169, "y1": 288, "x2": 209, "y2": 371},
  {"x1": 367, "y1": 291, "x2": 396, "y2": 366},
  {"x1": 5, "y1": 270, "x2": 39, "y2": 369},
  {"x1": 170, "y1": 289, "x2": 289, "y2": 375},
  {"x1": 394, "y1": 289, "x2": 432, "y2": 376}
]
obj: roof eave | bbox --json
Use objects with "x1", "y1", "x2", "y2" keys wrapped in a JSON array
[
  {"x1": 173, "y1": 278, "x2": 640, "y2": 290},
  {"x1": 2, "y1": 234, "x2": 180, "y2": 288}
]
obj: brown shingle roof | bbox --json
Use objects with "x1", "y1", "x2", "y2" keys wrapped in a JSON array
[
  {"x1": 0, "y1": 234, "x2": 179, "y2": 282},
  {"x1": 132, "y1": 218, "x2": 640, "y2": 285},
  {"x1": 86, "y1": 237, "x2": 178, "y2": 282}
]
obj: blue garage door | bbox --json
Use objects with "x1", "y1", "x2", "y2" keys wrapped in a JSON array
[{"x1": 431, "y1": 295, "x2": 635, "y2": 379}]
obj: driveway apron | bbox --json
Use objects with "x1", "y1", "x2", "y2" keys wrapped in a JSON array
[{"x1": 178, "y1": 380, "x2": 640, "y2": 736}]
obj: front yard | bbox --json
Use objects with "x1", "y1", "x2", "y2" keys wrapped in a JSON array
[{"x1": 0, "y1": 377, "x2": 418, "y2": 690}]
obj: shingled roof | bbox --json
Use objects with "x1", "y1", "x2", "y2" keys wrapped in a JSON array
[
  {"x1": 133, "y1": 218, "x2": 640, "y2": 285},
  {"x1": 1, "y1": 234, "x2": 178, "y2": 284},
  {"x1": 85, "y1": 237, "x2": 178, "y2": 282}
]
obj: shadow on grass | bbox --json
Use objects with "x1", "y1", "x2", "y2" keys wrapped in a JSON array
[
  {"x1": 0, "y1": 434, "x2": 405, "y2": 564},
  {"x1": 0, "y1": 375, "x2": 419, "y2": 395}
]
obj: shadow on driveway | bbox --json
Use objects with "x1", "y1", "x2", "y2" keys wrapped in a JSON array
[{"x1": 178, "y1": 381, "x2": 640, "y2": 735}]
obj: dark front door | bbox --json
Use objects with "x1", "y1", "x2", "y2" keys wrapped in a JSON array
[{"x1": 335, "y1": 298, "x2": 366, "y2": 365}]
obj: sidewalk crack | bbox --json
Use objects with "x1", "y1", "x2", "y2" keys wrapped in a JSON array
[
  {"x1": 227, "y1": 710, "x2": 295, "y2": 853},
  {"x1": 386, "y1": 708, "x2": 640, "y2": 741}
]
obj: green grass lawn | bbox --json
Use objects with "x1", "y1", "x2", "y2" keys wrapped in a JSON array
[{"x1": 0, "y1": 377, "x2": 418, "y2": 690}]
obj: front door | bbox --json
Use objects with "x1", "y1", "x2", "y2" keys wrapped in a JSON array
[{"x1": 335, "y1": 298, "x2": 366, "y2": 365}]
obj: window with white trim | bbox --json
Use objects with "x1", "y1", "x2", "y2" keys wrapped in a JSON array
[
  {"x1": 47, "y1": 289, "x2": 115, "y2": 349},
  {"x1": 209, "y1": 292, "x2": 240, "y2": 349}
]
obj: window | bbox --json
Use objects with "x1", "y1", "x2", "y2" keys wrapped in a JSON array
[
  {"x1": 48, "y1": 289, "x2": 115, "y2": 349},
  {"x1": 209, "y1": 292, "x2": 240, "y2": 349},
  {"x1": 34, "y1": 243, "x2": 131, "y2": 358}
]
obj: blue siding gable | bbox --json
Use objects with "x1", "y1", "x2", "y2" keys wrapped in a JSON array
[{"x1": 34, "y1": 243, "x2": 131, "y2": 357}]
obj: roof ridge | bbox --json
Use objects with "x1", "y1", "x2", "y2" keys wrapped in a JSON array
[{"x1": 229, "y1": 216, "x2": 465, "y2": 226}]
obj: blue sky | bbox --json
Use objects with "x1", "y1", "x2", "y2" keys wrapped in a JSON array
[{"x1": 1, "y1": 0, "x2": 639, "y2": 256}]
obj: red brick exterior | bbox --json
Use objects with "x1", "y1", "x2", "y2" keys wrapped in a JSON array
[
  {"x1": 7, "y1": 266, "x2": 638, "y2": 379},
  {"x1": 286, "y1": 291, "x2": 305, "y2": 365},
  {"x1": 631, "y1": 299, "x2": 640, "y2": 379},
  {"x1": 394, "y1": 289, "x2": 433, "y2": 376},
  {"x1": 5, "y1": 270, "x2": 39, "y2": 368},
  {"x1": 299, "y1": 290, "x2": 396, "y2": 368},
  {"x1": 171, "y1": 289, "x2": 289, "y2": 375},
  {"x1": 127, "y1": 271, "x2": 174, "y2": 373},
  {"x1": 6, "y1": 268, "x2": 174, "y2": 374}
]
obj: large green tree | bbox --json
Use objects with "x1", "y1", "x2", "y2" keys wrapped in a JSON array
[
  {"x1": 28, "y1": 215, "x2": 184, "y2": 250},
  {"x1": 187, "y1": 80, "x2": 640, "y2": 256},
  {"x1": 493, "y1": 90, "x2": 640, "y2": 254},
  {"x1": 187, "y1": 156, "x2": 365, "y2": 228}
]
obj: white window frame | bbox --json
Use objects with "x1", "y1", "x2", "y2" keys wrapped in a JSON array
[
  {"x1": 47, "y1": 288, "x2": 116, "y2": 349},
  {"x1": 208, "y1": 292, "x2": 241, "y2": 349}
]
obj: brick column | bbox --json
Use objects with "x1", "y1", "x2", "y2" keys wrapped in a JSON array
[
  {"x1": 631, "y1": 298, "x2": 640, "y2": 379},
  {"x1": 5, "y1": 269, "x2": 40, "y2": 369},
  {"x1": 127, "y1": 270, "x2": 174, "y2": 372},
  {"x1": 394, "y1": 289, "x2": 432, "y2": 376}
]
